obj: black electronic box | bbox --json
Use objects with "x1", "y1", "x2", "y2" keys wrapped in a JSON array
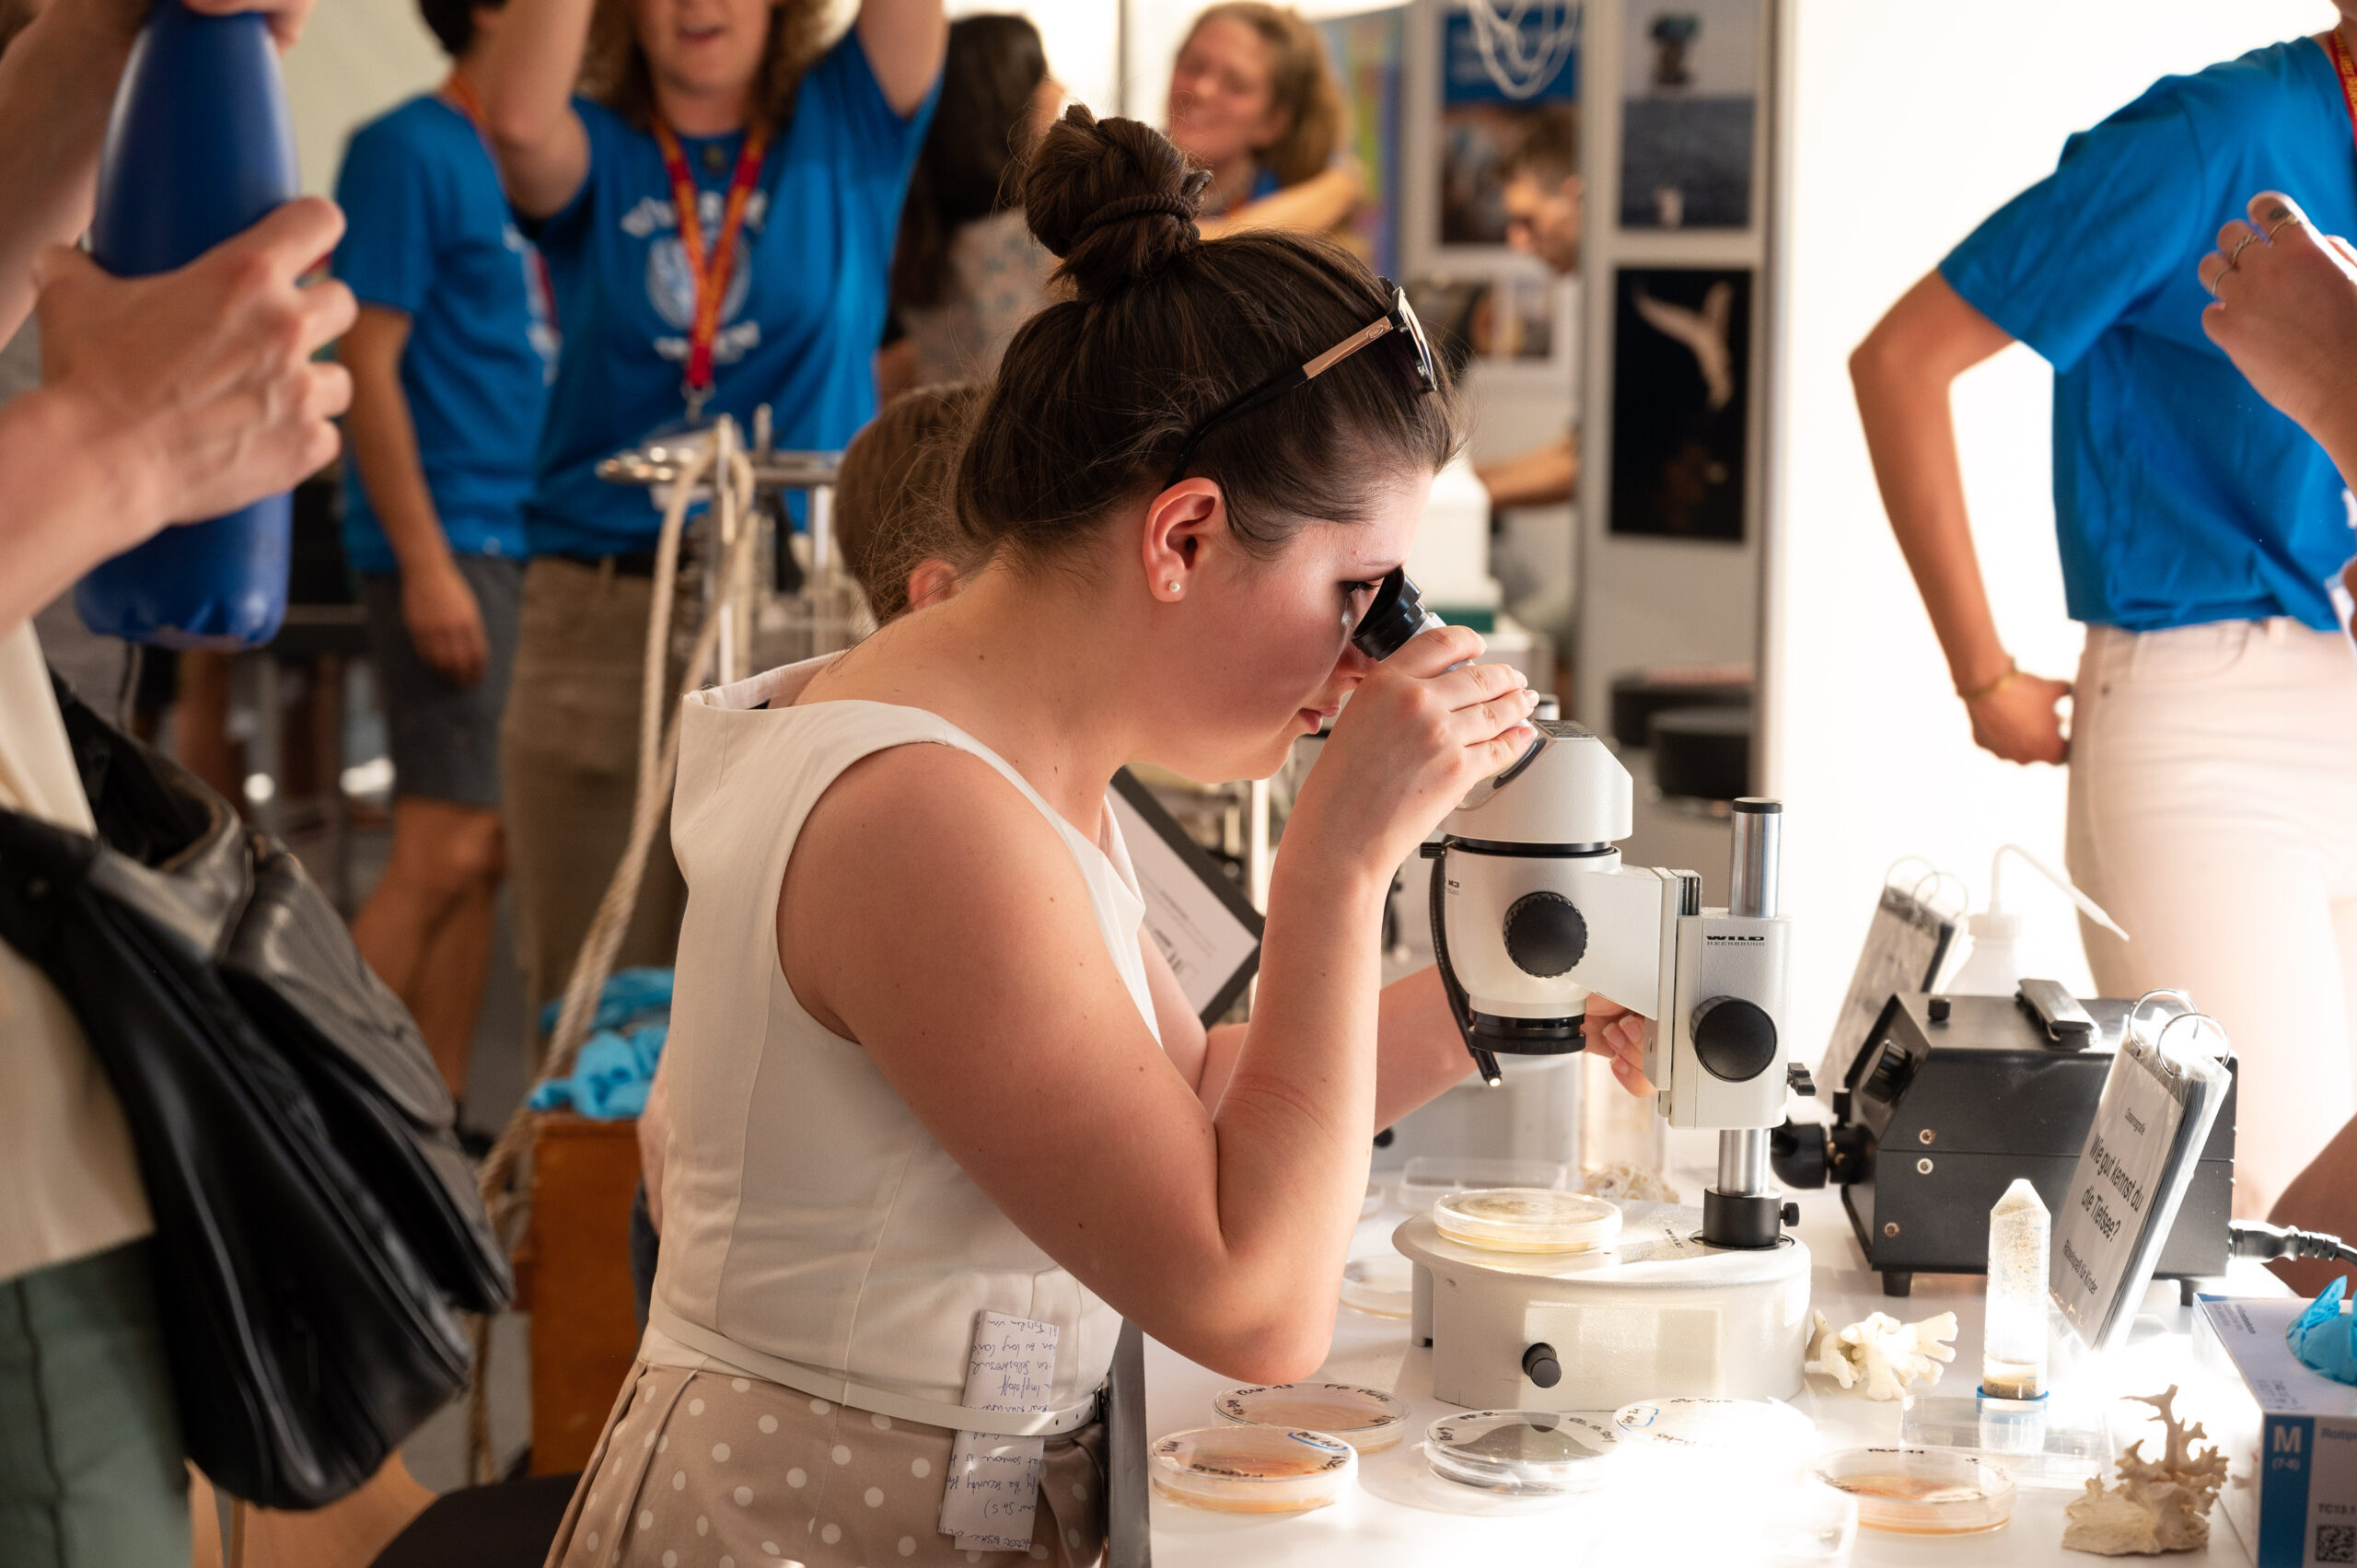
[{"x1": 1773, "y1": 990, "x2": 2236, "y2": 1297}]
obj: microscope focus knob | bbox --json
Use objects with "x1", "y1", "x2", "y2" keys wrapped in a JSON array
[
  {"x1": 1503, "y1": 892, "x2": 1586, "y2": 978},
  {"x1": 1521, "y1": 1342, "x2": 1562, "y2": 1388},
  {"x1": 1691, "y1": 996, "x2": 1778, "y2": 1081}
]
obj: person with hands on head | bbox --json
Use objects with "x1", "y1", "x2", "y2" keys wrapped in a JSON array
[
  {"x1": 570, "y1": 105, "x2": 1632, "y2": 1568},
  {"x1": 336, "y1": 0, "x2": 557, "y2": 1102},
  {"x1": 477, "y1": 0, "x2": 946, "y2": 1033},
  {"x1": 0, "y1": 0, "x2": 348, "y2": 1559},
  {"x1": 1850, "y1": 8, "x2": 2357, "y2": 1218}
]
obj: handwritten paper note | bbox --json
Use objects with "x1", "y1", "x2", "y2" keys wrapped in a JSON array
[{"x1": 936, "y1": 1311, "x2": 1060, "y2": 1552}]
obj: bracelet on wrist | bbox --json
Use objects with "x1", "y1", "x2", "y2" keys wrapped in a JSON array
[{"x1": 1956, "y1": 656, "x2": 2019, "y2": 704}]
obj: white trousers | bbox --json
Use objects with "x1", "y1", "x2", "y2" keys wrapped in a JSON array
[{"x1": 2066, "y1": 620, "x2": 2357, "y2": 1217}]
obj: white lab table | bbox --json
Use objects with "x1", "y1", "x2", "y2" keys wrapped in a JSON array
[{"x1": 1142, "y1": 1131, "x2": 2291, "y2": 1567}]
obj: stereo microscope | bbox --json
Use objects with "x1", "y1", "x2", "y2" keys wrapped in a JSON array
[{"x1": 1353, "y1": 571, "x2": 1813, "y2": 1411}]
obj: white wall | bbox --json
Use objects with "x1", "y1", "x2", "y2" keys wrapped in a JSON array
[
  {"x1": 282, "y1": 0, "x2": 446, "y2": 198},
  {"x1": 1763, "y1": 1, "x2": 2336, "y2": 1056}
]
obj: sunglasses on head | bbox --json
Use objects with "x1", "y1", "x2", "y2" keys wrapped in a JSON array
[{"x1": 1164, "y1": 277, "x2": 1438, "y2": 487}]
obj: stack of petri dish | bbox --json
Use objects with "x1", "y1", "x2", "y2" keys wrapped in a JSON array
[
  {"x1": 1423, "y1": 1410, "x2": 1623, "y2": 1497},
  {"x1": 1212, "y1": 1383, "x2": 1410, "y2": 1454},
  {"x1": 1808, "y1": 1447, "x2": 2017, "y2": 1536},
  {"x1": 1431, "y1": 1189, "x2": 1622, "y2": 1254},
  {"x1": 1148, "y1": 1426, "x2": 1357, "y2": 1514},
  {"x1": 1340, "y1": 1253, "x2": 1414, "y2": 1318}
]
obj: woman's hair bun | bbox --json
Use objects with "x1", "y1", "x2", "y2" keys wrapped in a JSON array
[{"x1": 1022, "y1": 104, "x2": 1210, "y2": 302}]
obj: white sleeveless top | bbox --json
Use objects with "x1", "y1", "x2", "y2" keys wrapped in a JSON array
[{"x1": 643, "y1": 656, "x2": 1160, "y2": 1427}]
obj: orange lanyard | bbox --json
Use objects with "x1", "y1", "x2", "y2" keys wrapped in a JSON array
[
  {"x1": 440, "y1": 73, "x2": 558, "y2": 331},
  {"x1": 650, "y1": 118, "x2": 770, "y2": 421},
  {"x1": 2332, "y1": 30, "x2": 2357, "y2": 158}
]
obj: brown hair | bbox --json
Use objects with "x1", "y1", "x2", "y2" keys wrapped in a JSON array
[
  {"x1": 1502, "y1": 106, "x2": 1579, "y2": 188},
  {"x1": 579, "y1": 0, "x2": 829, "y2": 134},
  {"x1": 837, "y1": 383, "x2": 989, "y2": 624},
  {"x1": 958, "y1": 105, "x2": 1457, "y2": 566},
  {"x1": 1187, "y1": 3, "x2": 1346, "y2": 189}
]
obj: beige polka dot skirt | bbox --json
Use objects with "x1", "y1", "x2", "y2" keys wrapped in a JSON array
[{"x1": 546, "y1": 1362, "x2": 1106, "y2": 1568}]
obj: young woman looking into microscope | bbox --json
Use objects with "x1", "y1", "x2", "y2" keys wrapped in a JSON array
[{"x1": 552, "y1": 106, "x2": 1645, "y2": 1568}]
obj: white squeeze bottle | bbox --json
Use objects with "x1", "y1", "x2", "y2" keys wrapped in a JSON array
[{"x1": 1944, "y1": 844, "x2": 2129, "y2": 996}]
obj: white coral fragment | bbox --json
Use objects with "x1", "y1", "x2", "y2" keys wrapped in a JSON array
[
  {"x1": 1577, "y1": 1162, "x2": 1679, "y2": 1203},
  {"x1": 2060, "y1": 1386, "x2": 2226, "y2": 1556},
  {"x1": 1801, "y1": 1308, "x2": 1958, "y2": 1400}
]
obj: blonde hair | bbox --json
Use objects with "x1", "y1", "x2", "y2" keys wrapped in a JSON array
[
  {"x1": 1187, "y1": 3, "x2": 1347, "y2": 188},
  {"x1": 836, "y1": 383, "x2": 990, "y2": 624},
  {"x1": 580, "y1": 0, "x2": 829, "y2": 134}
]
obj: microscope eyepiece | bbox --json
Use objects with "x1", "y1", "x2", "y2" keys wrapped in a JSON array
[{"x1": 1351, "y1": 566, "x2": 1432, "y2": 661}]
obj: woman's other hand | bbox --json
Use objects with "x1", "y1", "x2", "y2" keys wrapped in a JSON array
[
  {"x1": 1294, "y1": 623, "x2": 1538, "y2": 886},
  {"x1": 1965, "y1": 668, "x2": 2072, "y2": 765},
  {"x1": 35, "y1": 196, "x2": 354, "y2": 546},
  {"x1": 1586, "y1": 999, "x2": 1652, "y2": 1095},
  {"x1": 2200, "y1": 192, "x2": 2357, "y2": 480}
]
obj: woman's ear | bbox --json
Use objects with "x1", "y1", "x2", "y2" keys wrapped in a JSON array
[
  {"x1": 904, "y1": 558, "x2": 961, "y2": 612},
  {"x1": 1140, "y1": 480, "x2": 1224, "y2": 602}
]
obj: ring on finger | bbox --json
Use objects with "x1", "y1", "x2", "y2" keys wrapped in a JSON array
[
  {"x1": 2227, "y1": 231, "x2": 2260, "y2": 266},
  {"x1": 2268, "y1": 213, "x2": 2302, "y2": 238}
]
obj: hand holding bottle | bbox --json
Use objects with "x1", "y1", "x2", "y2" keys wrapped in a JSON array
[{"x1": 34, "y1": 197, "x2": 354, "y2": 544}]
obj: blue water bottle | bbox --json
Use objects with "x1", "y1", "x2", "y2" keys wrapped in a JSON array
[{"x1": 75, "y1": 0, "x2": 299, "y2": 649}]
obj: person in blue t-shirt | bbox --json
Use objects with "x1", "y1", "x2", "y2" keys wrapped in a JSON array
[
  {"x1": 477, "y1": 0, "x2": 944, "y2": 1024},
  {"x1": 1851, "y1": 13, "x2": 2357, "y2": 1219},
  {"x1": 335, "y1": 0, "x2": 556, "y2": 1100}
]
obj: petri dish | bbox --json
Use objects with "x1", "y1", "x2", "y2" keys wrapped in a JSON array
[
  {"x1": 1213, "y1": 1383, "x2": 1409, "y2": 1452},
  {"x1": 1340, "y1": 1253, "x2": 1414, "y2": 1318},
  {"x1": 1149, "y1": 1425, "x2": 1357, "y2": 1514},
  {"x1": 1425, "y1": 1410, "x2": 1622, "y2": 1496},
  {"x1": 1810, "y1": 1447, "x2": 2016, "y2": 1536},
  {"x1": 1612, "y1": 1396, "x2": 1816, "y2": 1455},
  {"x1": 1432, "y1": 1189, "x2": 1622, "y2": 1253}
]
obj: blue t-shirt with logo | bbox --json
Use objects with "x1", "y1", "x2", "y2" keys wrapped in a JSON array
[
  {"x1": 1940, "y1": 37, "x2": 2357, "y2": 633},
  {"x1": 332, "y1": 94, "x2": 558, "y2": 575},
  {"x1": 526, "y1": 34, "x2": 936, "y2": 557}
]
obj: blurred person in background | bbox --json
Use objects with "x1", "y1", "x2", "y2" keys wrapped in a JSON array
[
  {"x1": 1850, "y1": 13, "x2": 2357, "y2": 1217},
  {"x1": 1474, "y1": 112, "x2": 1582, "y2": 509},
  {"x1": 877, "y1": 14, "x2": 1059, "y2": 397},
  {"x1": 1166, "y1": 1, "x2": 1360, "y2": 239},
  {"x1": 337, "y1": 0, "x2": 557, "y2": 1099},
  {"x1": 479, "y1": 0, "x2": 945, "y2": 1029}
]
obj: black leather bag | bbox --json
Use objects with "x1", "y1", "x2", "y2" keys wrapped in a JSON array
[{"x1": 0, "y1": 677, "x2": 511, "y2": 1508}]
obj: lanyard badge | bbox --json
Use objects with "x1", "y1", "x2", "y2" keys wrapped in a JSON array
[{"x1": 652, "y1": 118, "x2": 770, "y2": 423}]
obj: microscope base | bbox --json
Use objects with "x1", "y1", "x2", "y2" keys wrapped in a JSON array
[{"x1": 1394, "y1": 1203, "x2": 1810, "y2": 1413}]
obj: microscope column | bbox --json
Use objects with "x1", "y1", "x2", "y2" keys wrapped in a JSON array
[{"x1": 1704, "y1": 800, "x2": 1785, "y2": 1249}]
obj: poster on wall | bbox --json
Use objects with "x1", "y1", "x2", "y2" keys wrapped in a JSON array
[
  {"x1": 1609, "y1": 266, "x2": 1748, "y2": 540},
  {"x1": 1319, "y1": 9, "x2": 1404, "y2": 277},
  {"x1": 1438, "y1": 3, "x2": 1581, "y2": 248},
  {"x1": 1619, "y1": 0, "x2": 1758, "y2": 230}
]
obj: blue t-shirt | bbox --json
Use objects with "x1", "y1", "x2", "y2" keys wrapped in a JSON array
[
  {"x1": 527, "y1": 35, "x2": 935, "y2": 557},
  {"x1": 1941, "y1": 37, "x2": 2357, "y2": 633},
  {"x1": 332, "y1": 95, "x2": 558, "y2": 575}
]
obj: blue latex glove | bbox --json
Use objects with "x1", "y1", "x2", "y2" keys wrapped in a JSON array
[
  {"x1": 2287, "y1": 1275, "x2": 2357, "y2": 1387},
  {"x1": 528, "y1": 1021, "x2": 670, "y2": 1120},
  {"x1": 537, "y1": 965, "x2": 675, "y2": 1040}
]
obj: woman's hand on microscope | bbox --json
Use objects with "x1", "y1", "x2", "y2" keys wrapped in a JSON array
[
  {"x1": 1295, "y1": 623, "x2": 1538, "y2": 887},
  {"x1": 1589, "y1": 1001, "x2": 1653, "y2": 1095}
]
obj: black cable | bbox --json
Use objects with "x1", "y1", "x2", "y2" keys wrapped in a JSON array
[
  {"x1": 1425, "y1": 844, "x2": 1501, "y2": 1086},
  {"x1": 2228, "y1": 1219, "x2": 2357, "y2": 1266}
]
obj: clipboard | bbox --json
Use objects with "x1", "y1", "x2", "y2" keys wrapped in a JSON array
[
  {"x1": 2049, "y1": 1007, "x2": 2233, "y2": 1353},
  {"x1": 1819, "y1": 865, "x2": 1959, "y2": 1091},
  {"x1": 1109, "y1": 768, "x2": 1265, "y2": 1026}
]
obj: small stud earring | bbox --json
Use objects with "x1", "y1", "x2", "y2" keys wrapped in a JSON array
[{"x1": 1166, "y1": 581, "x2": 1182, "y2": 595}]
